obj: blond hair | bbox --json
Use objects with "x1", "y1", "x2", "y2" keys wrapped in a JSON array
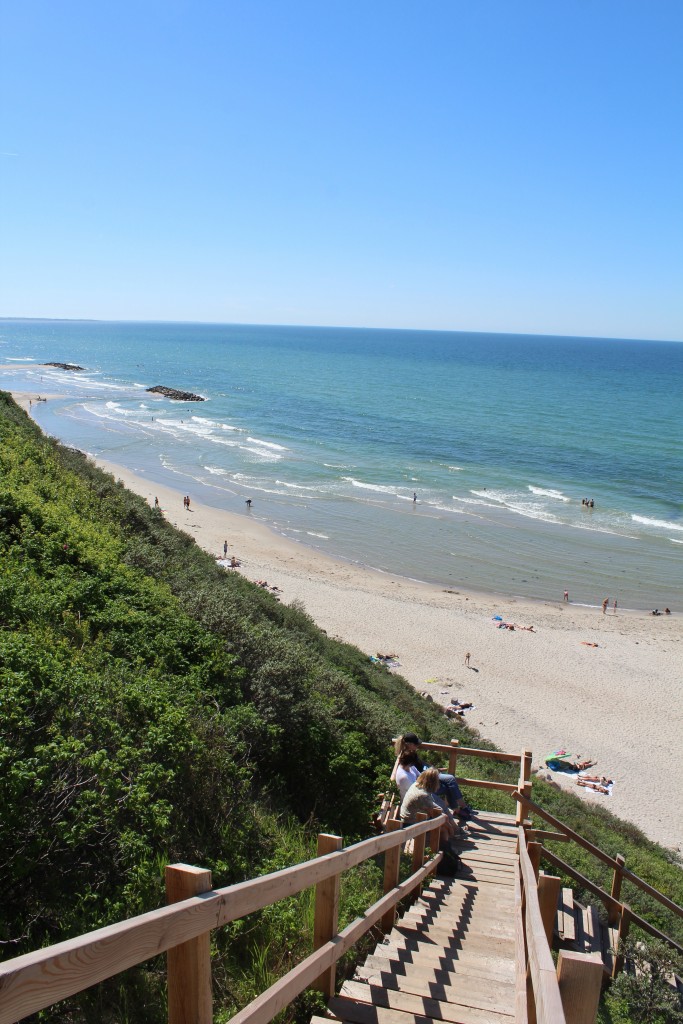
[{"x1": 415, "y1": 767, "x2": 440, "y2": 793}]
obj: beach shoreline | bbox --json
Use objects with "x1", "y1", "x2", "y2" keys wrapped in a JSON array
[{"x1": 11, "y1": 389, "x2": 683, "y2": 851}]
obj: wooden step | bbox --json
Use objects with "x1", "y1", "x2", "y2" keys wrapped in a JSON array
[
  {"x1": 399, "y1": 916, "x2": 516, "y2": 944},
  {"x1": 451, "y1": 846, "x2": 517, "y2": 864},
  {"x1": 328, "y1": 991, "x2": 514, "y2": 1024},
  {"x1": 415, "y1": 891, "x2": 516, "y2": 914},
  {"x1": 600, "y1": 923, "x2": 616, "y2": 977},
  {"x1": 372, "y1": 940, "x2": 516, "y2": 974},
  {"x1": 392, "y1": 923, "x2": 515, "y2": 954},
  {"x1": 581, "y1": 904, "x2": 602, "y2": 955},
  {"x1": 556, "y1": 887, "x2": 576, "y2": 944},
  {"x1": 339, "y1": 976, "x2": 515, "y2": 1017},
  {"x1": 409, "y1": 903, "x2": 515, "y2": 926},
  {"x1": 358, "y1": 952, "x2": 515, "y2": 983},
  {"x1": 397, "y1": 901, "x2": 516, "y2": 924}
]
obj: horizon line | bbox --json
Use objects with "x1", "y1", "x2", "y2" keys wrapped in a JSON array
[{"x1": 0, "y1": 315, "x2": 681, "y2": 345}]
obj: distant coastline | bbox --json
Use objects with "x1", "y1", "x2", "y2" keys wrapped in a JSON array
[{"x1": 1, "y1": 320, "x2": 681, "y2": 611}]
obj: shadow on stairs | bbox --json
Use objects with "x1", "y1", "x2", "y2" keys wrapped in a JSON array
[{"x1": 314, "y1": 812, "x2": 519, "y2": 1024}]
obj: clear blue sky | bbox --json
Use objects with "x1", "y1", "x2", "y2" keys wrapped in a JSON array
[{"x1": 1, "y1": 1, "x2": 681, "y2": 339}]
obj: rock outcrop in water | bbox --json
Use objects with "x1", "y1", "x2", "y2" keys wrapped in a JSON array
[
  {"x1": 45, "y1": 362, "x2": 85, "y2": 371},
  {"x1": 146, "y1": 385, "x2": 205, "y2": 402}
]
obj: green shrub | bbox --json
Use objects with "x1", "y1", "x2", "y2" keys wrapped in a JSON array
[{"x1": 605, "y1": 938, "x2": 683, "y2": 1023}]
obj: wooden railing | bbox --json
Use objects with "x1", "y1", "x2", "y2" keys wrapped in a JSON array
[
  {"x1": 0, "y1": 815, "x2": 443, "y2": 1024},
  {"x1": 6, "y1": 745, "x2": 671, "y2": 1024},
  {"x1": 513, "y1": 789, "x2": 683, "y2": 969},
  {"x1": 393, "y1": 738, "x2": 532, "y2": 809},
  {"x1": 517, "y1": 826, "x2": 568, "y2": 1024}
]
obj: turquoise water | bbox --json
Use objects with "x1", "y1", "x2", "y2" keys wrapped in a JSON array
[{"x1": 1, "y1": 319, "x2": 681, "y2": 609}]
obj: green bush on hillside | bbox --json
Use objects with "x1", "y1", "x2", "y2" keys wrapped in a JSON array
[{"x1": 0, "y1": 390, "x2": 681, "y2": 1024}]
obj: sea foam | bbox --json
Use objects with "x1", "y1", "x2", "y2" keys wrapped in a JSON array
[{"x1": 632, "y1": 514, "x2": 683, "y2": 532}]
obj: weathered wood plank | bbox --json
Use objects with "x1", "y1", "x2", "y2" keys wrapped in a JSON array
[
  {"x1": 371, "y1": 943, "x2": 516, "y2": 973},
  {"x1": 340, "y1": 978, "x2": 515, "y2": 1017},
  {"x1": 560, "y1": 887, "x2": 576, "y2": 943},
  {"x1": 581, "y1": 905, "x2": 602, "y2": 955},
  {"x1": 329, "y1": 993, "x2": 514, "y2": 1024},
  {"x1": 357, "y1": 954, "x2": 515, "y2": 983}
]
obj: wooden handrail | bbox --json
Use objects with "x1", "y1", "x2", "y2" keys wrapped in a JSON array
[
  {"x1": 0, "y1": 816, "x2": 443, "y2": 1024},
  {"x1": 518, "y1": 828, "x2": 566, "y2": 1024},
  {"x1": 513, "y1": 863, "x2": 528, "y2": 1022},
  {"x1": 392, "y1": 738, "x2": 523, "y2": 763},
  {"x1": 455, "y1": 777, "x2": 517, "y2": 792},
  {"x1": 539, "y1": 847, "x2": 623, "y2": 916},
  {"x1": 513, "y1": 791, "x2": 683, "y2": 921}
]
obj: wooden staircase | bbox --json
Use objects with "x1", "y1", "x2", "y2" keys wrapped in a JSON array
[
  {"x1": 315, "y1": 811, "x2": 519, "y2": 1024},
  {"x1": 555, "y1": 885, "x2": 618, "y2": 977}
]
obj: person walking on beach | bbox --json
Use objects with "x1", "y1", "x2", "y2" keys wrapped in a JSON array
[
  {"x1": 223, "y1": 540, "x2": 228, "y2": 558},
  {"x1": 602, "y1": 597, "x2": 609, "y2": 614},
  {"x1": 413, "y1": 492, "x2": 417, "y2": 503},
  {"x1": 154, "y1": 496, "x2": 159, "y2": 508},
  {"x1": 464, "y1": 652, "x2": 471, "y2": 667},
  {"x1": 613, "y1": 598, "x2": 618, "y2": 614}
]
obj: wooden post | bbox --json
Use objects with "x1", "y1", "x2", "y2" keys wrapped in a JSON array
[
  {"x1": 381, "y1": 820, "x2": 402, "y2": 933},
  {"x1": 516, "y1": 750, "x2": 532, "y2": 825},
  {"x1": 528, "y1": 841, "x2": 542, "y2": 881},
  {"x1": 609, "y1": 854, "x2": 625, "y2": 925},
  {"x1": 428, "y1": 817, "x2": 442, "y2": 856},
  {"x1": 165, "y1": 863, "x2": 213, "y2": 1024},
  {"x1": 410, "y1": 814, "x2": 428, "y2": 903},
  {"x1": 557, "y1": 950, "x2": 603, "y2": 1024},
  {"x1": 613, "y1": 904, "x2": 632, "y2": 978},
  {"x1": 538, "y1": 873, "x2": 562, "y2": 946},
  {"x1": 312, "y1": 833, "x2": 343, "y2": 997},
  {"x1": 448, "y1": 739, "x2": 459, "y2": 776}
]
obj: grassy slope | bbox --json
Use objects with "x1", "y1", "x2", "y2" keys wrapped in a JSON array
[{"x1": 0, "y1": 392, "x2": 680, "y2": 1018}]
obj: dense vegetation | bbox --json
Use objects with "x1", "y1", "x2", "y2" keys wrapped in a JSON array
[{"x1": 0, "y1": 391, "x2": 680, "y2": 1021}]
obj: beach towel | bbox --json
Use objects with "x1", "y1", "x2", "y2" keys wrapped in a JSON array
[
  {"x1": 578, "y1": 772, "x2": 614, "y2": 796},
  {"x1": 544, "y1": 751, "x2": 595, "y2": 774}
]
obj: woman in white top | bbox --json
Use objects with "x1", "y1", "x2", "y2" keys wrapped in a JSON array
[{"x1": 394, "y1": 732, "x2": 472, "y2": 819}]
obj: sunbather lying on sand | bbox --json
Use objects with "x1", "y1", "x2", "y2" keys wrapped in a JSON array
[
  {"x1": 545, "y1": 753, "x2": 596, "y2": 772},
  {"x1": 577, "y1": 778, "x2": 611, "y2": 795},
  {"x1": 580, "y1": 774, "x2": 613, "y2": 785}
]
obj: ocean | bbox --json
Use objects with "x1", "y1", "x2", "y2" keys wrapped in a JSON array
[{"x1": 1, "y1": 319, "x2": 681, "y2": 610}]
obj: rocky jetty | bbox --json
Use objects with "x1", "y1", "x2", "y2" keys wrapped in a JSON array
[
  {"x1": 146, "y1": 385, "x2": 205, "y2": 402},
  {"x1": 45, "y1": 362, "x2": 85, "y2": 371}
]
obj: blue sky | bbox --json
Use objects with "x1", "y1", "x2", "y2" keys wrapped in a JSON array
[{"x1": 1, "y1": 1, "x2": 681, "y2": 339}]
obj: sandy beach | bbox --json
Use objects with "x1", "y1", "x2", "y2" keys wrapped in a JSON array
[{"x1": 11, "y1": 390, "x2": 683, "y2": 852}]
